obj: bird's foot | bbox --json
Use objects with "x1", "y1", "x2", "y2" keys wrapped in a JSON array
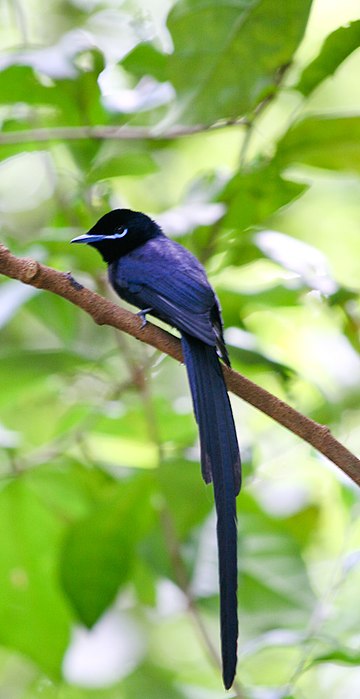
[
  {"x1": 137, "y1": 307, "x2": 152, "y2": 328},
  {"x1": 65, "y1": 271, "x2": 84, "y2": 290}
]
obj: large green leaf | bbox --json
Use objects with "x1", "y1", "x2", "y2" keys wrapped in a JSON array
[
  {"x1": 297, "y1": 20, "x2": 360, "y2": 96},
  {"x1": 60, "y1": 474, "x2": 154, "y2": 627},
  {"x1": 276, "y1": 115, "x2": 360, "y2": 172},
  {"x1": 221, "y1": 161, "x2": 307, "y2": 233},
  {"x1": 124, "y1": 0, "x2": 313, "y2": 125},
  {"x1": 0, "y1": 480, "x2": 71, "y2": 676}
]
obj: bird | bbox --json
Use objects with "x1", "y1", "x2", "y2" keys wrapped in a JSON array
[{"x1": 71, "y1": 209, "x2": 241, "y2": 689}]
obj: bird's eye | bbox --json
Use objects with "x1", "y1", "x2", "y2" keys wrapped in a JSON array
[{"x1": 108, "y1": 227, "x2": 128, "y2": 240}]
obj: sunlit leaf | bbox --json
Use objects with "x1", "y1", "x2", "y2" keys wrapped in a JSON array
[
  {"x1": 238, "y1": 494, "x2": 316, "y2": 634},
  {"x1": 85, "y1": 432, "x2": 159, "y2": 469},
  {"x1": 0, "y1": 66, "x2": 53, "y2": 105},
  {"x1": 297, "y1": 20, "x2": 360, "y2": 96}
]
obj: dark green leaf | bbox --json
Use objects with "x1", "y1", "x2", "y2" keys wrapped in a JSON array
[
  {"x1": 297, "y1": 21, "x2": 360, "y2": 96},
  {"x1": 60, "y1": 474, "x2": 154, "y2": 626}
]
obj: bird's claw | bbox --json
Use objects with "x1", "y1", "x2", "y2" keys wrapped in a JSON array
[
  {"x1": 66, "y1": 271, "x2": 84, "y2": 290},
  {"x1": 137, "y1": 307, "x2": 152, "y2": 328}
]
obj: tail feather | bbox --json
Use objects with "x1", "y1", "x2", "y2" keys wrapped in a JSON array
[{"x1": 182, "y1": 333, "x2": 241, "y2": 689}]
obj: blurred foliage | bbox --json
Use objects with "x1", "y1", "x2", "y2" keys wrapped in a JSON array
[{"x1": 0, "y1": 0, "x2": 360, "y2": 697}]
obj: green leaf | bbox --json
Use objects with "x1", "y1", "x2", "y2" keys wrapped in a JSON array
[
  {"x1": 60, "y1": 474, "x2": 154, "y2": 627},
  {"x1": 297, "y1": 20, "x2": 360, "y2": 96},
  {"x1": 0, "y1": 480, "x2": 71, "y2": 676},
  {"x1": 122, "y1": 44, "x2": 168, "y2": 83},
  {"x1": 311, "y1": 647, "x2": 360, "y2": 667},
  {"x1": 230, "y1": 345, "x2": 295, "y2": 379},
  {"x1": 0, "y1": 350, "x2": 94, "y2": 407},
  {"x1": 157, "y1": 459, "x2": 213, "y2": 539},
  {"x1": 122, "y1": 661, "x2": 188, "y2": 699},
  {"x1": 133, "y1": 559, "x2": 157, "y2": 607},
  {"x1": 276, "y1": 115, "x2": 360, "y2": 172},
  {"x1": 238, "y1": 494, "x2": 316, "y2": 634},
  {"x1": 85, "y1": 432, "x2": 159, "y2": 469},
  {"x1": 0, "y1": 66, "x2": 53, "y2": 106},
  {"x1": 173, "y1": 0, "x2": 312, "y2": 122},
  {"x1": 124, "y1": 0, "x2": 312, "y2": 125},
  {"x1": 0, "y1": 50, "x2": 106, "y2": 126},
  {"x1": 222, "y1": 161, "x2": 307, "y2": 233},
  {"x1": 88, "y1": 144, "x2": 158, "y2": 182},
  {"x1": 26, "y1": 461, "x2": 113, "y2": 522},
  {"x1": 27, "y1": 292, "x2": 79, "y2": 343}
]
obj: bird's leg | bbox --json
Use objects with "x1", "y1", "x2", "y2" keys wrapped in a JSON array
[{"x1": 137, "y1": 307, "x2": 153, "y2": 328}]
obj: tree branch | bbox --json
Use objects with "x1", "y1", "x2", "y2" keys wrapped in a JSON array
[
  {"x1": 1, "y1": 244, "x2": 359, "y2": 487},
  {"x1": 0, "y1": 119, "x2": 248, "y2": 145}
]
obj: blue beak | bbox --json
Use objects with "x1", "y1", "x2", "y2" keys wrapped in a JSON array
[{"x1": 71, "y1": 233, "x2": 105, "y2": 244}]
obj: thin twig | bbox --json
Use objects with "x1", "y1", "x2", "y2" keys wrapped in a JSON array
[
  {"x1": 0, "y1": 119, "x2": 248, "y2": 146},
  {"x1": 0, "y1": 244, "x2": 359, "y2": 487}
]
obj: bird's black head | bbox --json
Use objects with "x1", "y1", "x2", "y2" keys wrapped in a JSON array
[{"x1": 71, "y1": 209, "x2": 163, "y2": 263}]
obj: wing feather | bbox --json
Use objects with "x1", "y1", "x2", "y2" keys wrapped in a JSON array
[{"x1": 109, "y1": 237, "x2": 217, "y2": 346}]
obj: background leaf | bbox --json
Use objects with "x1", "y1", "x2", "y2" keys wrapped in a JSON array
[
  {"x1": 296, "y1": 20, "x2": 360, "y2": 96},
  {"x1": 60, "y1": 475, "x2": 154, "y2": 626},
  {"x1": 275, "y1": 115, "x2": 360, "y2": 172},
  {"x1": 124, "y1": 0, "x2": 313, "y2": 124},
  {"x1": 0, "y1": 480, "x2": 71, "y2": 676}
]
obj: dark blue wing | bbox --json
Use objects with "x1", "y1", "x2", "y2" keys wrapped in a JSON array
[{"x1": 109, "y1": 237, "x2": 217, "y2": 346}]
